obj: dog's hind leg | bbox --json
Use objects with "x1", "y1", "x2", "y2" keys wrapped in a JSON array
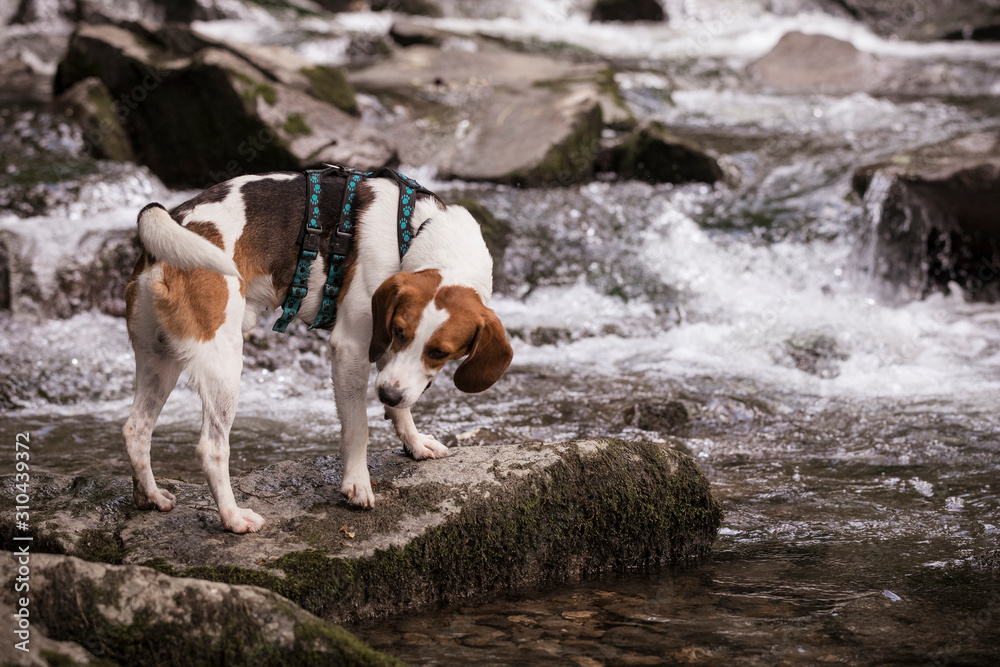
[
  {"x1": 123, "y1": 346, "x2": 183, "y2": 511},
  {"x1": 189, "y1": 329, "x2": 265, "y2": 534}
]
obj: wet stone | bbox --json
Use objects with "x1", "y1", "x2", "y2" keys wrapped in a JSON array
[{"x1": 1, "y1": 439, "x2": 721, "y2": 625}]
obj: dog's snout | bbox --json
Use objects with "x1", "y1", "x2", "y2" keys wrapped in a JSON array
[{"x1": 378, "y1": 385, "x2": 403, "y2": 407}]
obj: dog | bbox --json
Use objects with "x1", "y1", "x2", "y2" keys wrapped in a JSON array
[{"x1": 122, "y1": 169, "x2": 513, "y2": 533}]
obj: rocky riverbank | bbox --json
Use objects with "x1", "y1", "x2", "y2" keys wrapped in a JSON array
[{"x1": 0, "y1": 439, "x2": 721, "y2": 663}]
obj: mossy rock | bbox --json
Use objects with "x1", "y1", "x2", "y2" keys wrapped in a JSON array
[
  {"x1": 0, "y1": 553, "x2": 399, "y2": 667},
  {"x1": 53, "y1": 22, "x2": 392, "y2": 188},
  {"x1": 300, "y1": 65, "x2": 358, "y2": 116},
  {"x1": 55, "y1": 76, "x2": 134, "y2": 162},
  {"x1": 350, "y1": 45, "x2": 629, "y2": 186},
  {"x1": 1, "y1": 440, "x2": 722, "y2": 624},
  {"x1": 598, "y1": 122, "x2": 723, "y2": 184}
]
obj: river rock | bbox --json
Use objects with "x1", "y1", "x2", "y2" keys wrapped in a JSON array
[
  {"x1": 0, "y1": 552, "x2": 399, "y2": 666},
  {"x1": 54, "y1": 76, "x2": 133, "y2": 162},
  {"x1": 622, "y1": 400, "x2": 689, "y2": 434},
  {"x1": 590, "y1": 0, "x2": 666, "y2": 23},
  {"x1": 0, "y1": 230, "x2": 42, "y2": 317},
  {"x1": 747, "y1": 31, "x2": 887, "y2": 95},
  {"x1": 350, "y1": 44, "x2": 629, "y2": 186},
  {"x1": 747, "y1": 30, "x2": 1000, "y2": 98},
  {"x1": 0, "y1": 439, "x2": 722, "y2": 623},
  {"x1": 54, "y1": 21, "x2": 392, "y2": 188},
  {"x1": 852, "y1": 132, "x2": 1000, "y2": 303},
  {"x1": 54, "y1": 228, "x2": 142, "y2": 317},
  {"x1": 596, "y1": 122, "x2": 723, "y2": 184},
  {"x1": 388, "y1": 18, "x2": 447, "y2": 47},
  {"x1": 819, "y1": 0, "x2": 1000, "y2": 41},
  {"x1": 371, "y1": 0, "x2": 443, "y2": 17}
]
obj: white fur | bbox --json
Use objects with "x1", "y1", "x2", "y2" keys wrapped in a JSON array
[
  {"x1": 124, "y1": 172, "x2": 498, "y2": 528},
  {"x1": 137, "y1": 205, "x2": 239, "y2": 277},
  {"x1": 377, "y1": 301, "x2": 449, "y2": 407}
]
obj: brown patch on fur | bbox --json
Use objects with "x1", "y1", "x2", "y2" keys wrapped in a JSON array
[
  {"x1": 184, "y1": 221, "x2": 225, "y2": 249},
  {"x1": 368, "y1": 269, "x2": 443, "y2": 362},
  {"x1": 435, "y1": 285, "x2": 513, "y2": 393},
  {"x1": 124, "y1": 249, "x2": 148, "y2": 343},
  {"x1": 153, "y1": 264, "x2": 229, "y2": 342}
]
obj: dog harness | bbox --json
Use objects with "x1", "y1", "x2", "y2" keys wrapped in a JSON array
[{"x1": 272, "y1": 165, "x2": 435, "y2": 333}]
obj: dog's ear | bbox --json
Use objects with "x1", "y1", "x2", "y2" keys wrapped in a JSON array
[
  {"x1": 454, "y1": 306, "x2": 513, "y2": 393},
  {"x1": 369, "y1": 273, "x2": 406, "y2": 362}
]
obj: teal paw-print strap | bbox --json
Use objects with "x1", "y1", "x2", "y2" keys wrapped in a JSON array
[
  {"x1": 393, "y1": 171, "x2": 426, "y2": 259},
  {"x1": 273, "y1": 169, "x2": 326, "y2": 333},
  {"x1": 310, "y1": 170, "x2": 364, "y2": 331},
  {"x1": 276, "y1": 165, "x2": 436, "y2": 334}
]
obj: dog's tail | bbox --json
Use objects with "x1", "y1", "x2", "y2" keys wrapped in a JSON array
[{"x1": 137, "y1": 203, "x2": 239, "y2": 277}]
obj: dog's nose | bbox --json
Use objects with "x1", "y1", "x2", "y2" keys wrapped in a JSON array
[{"x1": 378, "y1": 385, "x2": 403, "y2": 407}]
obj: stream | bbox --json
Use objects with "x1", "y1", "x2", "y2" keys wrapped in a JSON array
[{"x1": 2, "y1": 0, "x2": 1000, "y2": 664}]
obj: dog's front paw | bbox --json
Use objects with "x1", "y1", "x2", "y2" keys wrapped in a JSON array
[
  {"x1": 342, "y1": 476, "x2": 375, "y2": 508},
  {"x1": 135, "y1": 487, "x2": 176, "y2": 512},
  {"x1": 221, "y1": 506, "x2": 266, "y2": 534},
  {"x1": 406, "y1": 434, "x2": 450, "y2": 460}
]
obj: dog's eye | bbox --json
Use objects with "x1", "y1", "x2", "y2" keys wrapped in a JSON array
[
  {"x1": 427, "y1": 347, "x2": 448, "y2": 360},
  {"x1": 393, "y1": 325, "x2": 406, "y2": 342}
]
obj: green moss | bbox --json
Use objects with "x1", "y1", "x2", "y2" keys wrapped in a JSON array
[
  {"x1": 283, "y1": 112, "x2": 312, "y2": 137},
  {"x1": 84, "y1": 86, "x2": 134, "y2": 162},
  {"x1": 72, "y1": 528, "x2": 124, "y2": 564},
  {"x1": 513, "y1": 102, "x2": 603, "y2": 187},
  {"x1": 34, "y1": 570, "x2": 399, "y2": 667},
  {"x1": 228, "y1": 69, "x2": 278, "y2": 106},
  {"x1": 300, "y1": 65, "x2": 358, "y2": 115},
  {"x1": 175, "y1": 440, "x2": 722, "y2": 623}
]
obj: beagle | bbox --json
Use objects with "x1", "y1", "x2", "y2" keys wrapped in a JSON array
[{"x1": 122, "y1": 170, "x2": 513, "y2": 533}]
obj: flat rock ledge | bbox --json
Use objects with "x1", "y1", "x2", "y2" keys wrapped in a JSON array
[{"x1": 0, "y1": 439, "x2": 721, "y2": 629}]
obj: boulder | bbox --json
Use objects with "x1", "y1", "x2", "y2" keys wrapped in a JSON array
[
  {"x1": 622, "y1": 400, "x2": 689, "y2": 434},
  {"x1": 0, "y1": 552, "x2": 399, "y2": 666},
  {"x1": 0, "y1": 57, "x2": 50, "y2": 105},
  {"x1": 852, "y1": 132, "x2": 1000, "y2": 303},
  {"x1": 782, "y1": 332, "x2": 848, "y2": 378},
  {"x1": 0, "y1": 439, "x2": 722, "y2": 624},
  {"x1": 747, "y1": 31, "x2": 887, "y2": 95},
  {"x1": 596, "y1": 122, "x2": 723, "y2": 184},
  {"x1": 590, "y1": 0, "x2": 666, "y2": 23},
  {"x1": 388, "y1": 18, "x2": 447, "y2": 47},
  {"x1": 349, "y1": 45, "x2": 631, "y2": 186},
  {"x1": 54, "y1": 228, "x2": 142, "y2": 317},
  {"x1": 54, "y1": 76, "x2": 133, "y2": 161},
  {"x1": 54, "y1": 22, "x2": 392, "y2": 188},
  {"x1": 820, "y1": 0, "x2": 1000, "y2": 41},
  {"x1": 371, "y1": 0, "x2": 443, "y2": 17},
  {"x1": 747, "y1": 30, "x2": 1000, "y2": 98},
  {"x1": 0, "y1": 230, "x2": 43, "y2": 317},
  {"x1": 10, "y1": 0, "x2": 230, "y2": 25}
]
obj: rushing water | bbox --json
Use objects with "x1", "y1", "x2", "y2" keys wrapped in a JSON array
[{"x1": 3, "y1": 1, "x2": 1000, "y2": 664}]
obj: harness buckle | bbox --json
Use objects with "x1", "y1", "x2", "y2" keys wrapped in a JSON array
[
  {"x1": 329, "y1": 229, "x2": 353, "y2": 256},
  {"x1": 303, "y1": 227, "x2": 321, "y2": 253}
]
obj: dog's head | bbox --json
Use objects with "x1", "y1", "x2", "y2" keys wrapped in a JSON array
[{"x1": 368, "y1": 269, "x2": 512, "y2": 409}]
